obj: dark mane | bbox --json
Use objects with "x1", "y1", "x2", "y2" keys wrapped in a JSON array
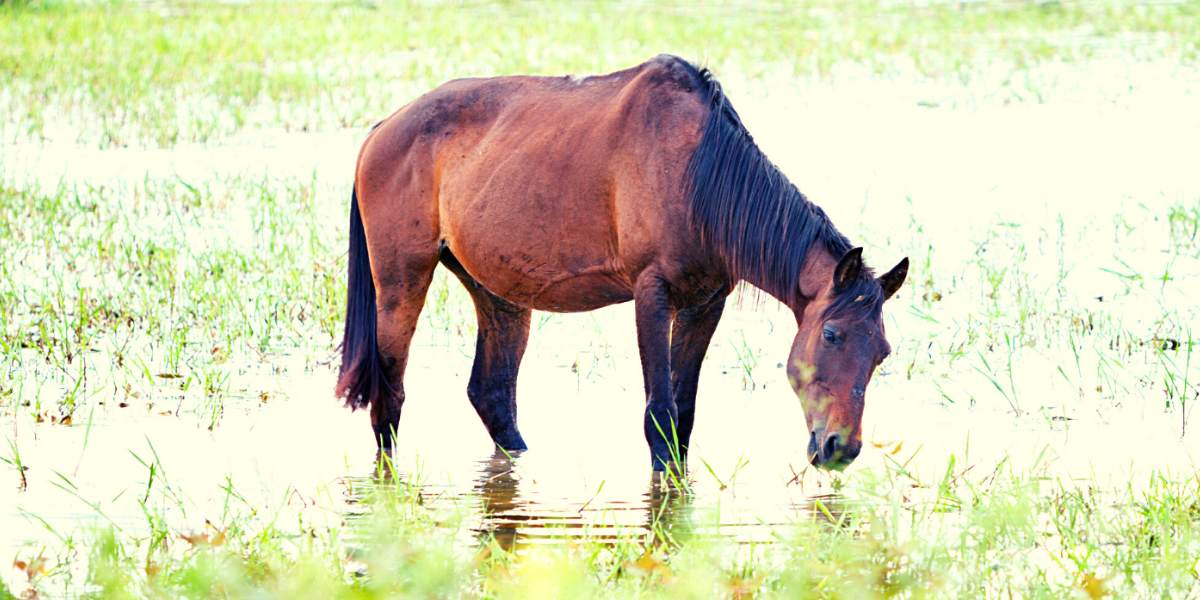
[{"x1": 681, "y1": 60, "x2": 879, "y2": 314}]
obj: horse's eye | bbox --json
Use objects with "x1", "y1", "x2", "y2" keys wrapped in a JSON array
[{"x1": 822, "y1": 325, "x2": 840, "y2": 345}]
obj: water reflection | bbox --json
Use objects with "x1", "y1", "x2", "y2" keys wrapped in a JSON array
[
  {"x1": 803, "y1": 492, "x2": 853, "y2": 529},
  {"x1": 648, "y1": 472, "x2": 700, "y2": 541},
  {"x1": 469, "y1": 449, "x2": 681, "y2": 549},
  {"x1": 341, "y1": 446, "x2": 835, "y2": 552},
  {"x1": 474, "y1": 450, "x2": 522, "y2": 549}
]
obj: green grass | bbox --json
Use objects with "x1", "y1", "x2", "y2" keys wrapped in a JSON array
[
  {"x1": 1, "y1": 0, "x2": 1198, "y2": 145},
  {"x1": 3, "y1": 1, "x2": 1200, "y2": 598},
  {"x1": 0, "y1": 177, "x2": 345, "y2": 426},
  {"x1": 3, "y1": 177, "x2": 1191, "y2": 439},
  {"x1": 7, "y1": 453, "x2": 1199, "y2": 597}
]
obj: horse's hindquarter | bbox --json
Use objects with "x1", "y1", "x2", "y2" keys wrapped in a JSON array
[{"x1": 431, "y1": 60, "x2": 710, "y2": 312}]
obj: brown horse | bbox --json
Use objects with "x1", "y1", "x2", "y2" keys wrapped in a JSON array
[{"x1": 337, "y1": 55, "x2": 907, "y2": 471}]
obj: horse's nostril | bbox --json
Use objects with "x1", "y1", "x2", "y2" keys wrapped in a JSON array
[{"x1": 822, "y1": 433, "x2": 842, "y2": 462}]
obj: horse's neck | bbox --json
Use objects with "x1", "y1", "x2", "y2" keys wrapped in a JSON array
[
  {"x1": 791, "y1": 244, "x2": 838, "y2": 310},
  {"x1": 725, "y1": 229, "x2": 839, "y2": 311}
]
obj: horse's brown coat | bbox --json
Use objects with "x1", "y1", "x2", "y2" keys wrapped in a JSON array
[
  {"x1": 340, "y1": 55, "x2": 906, "y2": 470},
  {"x1": 358, "y1": 60, "x2": 720, "y2": 313}
]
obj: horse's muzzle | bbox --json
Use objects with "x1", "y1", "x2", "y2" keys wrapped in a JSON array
[{"x1": 808, "y1": 428, "x2": 861, "y2": 470}]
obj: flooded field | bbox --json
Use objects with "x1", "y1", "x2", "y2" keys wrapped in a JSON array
[{"x1": 2, "y1": 1, "x2": 1199, "y2": 597}]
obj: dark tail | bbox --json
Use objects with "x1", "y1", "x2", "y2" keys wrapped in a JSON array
[{"x1": 335, "y1": 187, "x2": 391, "y2": 410}]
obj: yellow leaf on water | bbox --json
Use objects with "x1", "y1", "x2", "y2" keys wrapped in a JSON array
[
  {"x1": 726, "y1": 574, "x2": 765, "y2": 599},
  {"x1": 13, "y1": 555, "x2": 47, "y2": 580},
  {"x1": 633, "y1": 553, "x2": 661, "y2": 571},
  {"x1": 205, "y1": 520, "x2": 227, "y2": 547},
  {"x1": 179, "y1": 532, "x2": 209, "y2": 546},
  {"x1": 1081, "y1": 572, "x2": 1108, "y2": 599},
  {"x1": 629, "y1": 551, "x2": 671, "y2": 579},
  {"x1": 869, "y1": 440, "x2": 905, "y2": 455}
]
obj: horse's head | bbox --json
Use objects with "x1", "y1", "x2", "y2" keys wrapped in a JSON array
[{"x1": 787, "y1": 247, "x2": 907, "y2": 470}]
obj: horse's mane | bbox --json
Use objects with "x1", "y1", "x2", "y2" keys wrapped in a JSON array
[{"x1": 680, "y1": 59, "x2": 882, "y2": 316}]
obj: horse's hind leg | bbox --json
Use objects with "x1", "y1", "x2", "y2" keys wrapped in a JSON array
[
  {"x1": 440, "y1": 249, "x2": 530, "y2": 452},
  {"x1": 372, "y1": 255, "x2": 438, "y2": 452}
]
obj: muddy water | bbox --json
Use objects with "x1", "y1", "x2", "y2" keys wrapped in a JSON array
[{"x1": 4, "y1": 58, "x2": 1200, "y2": 567}]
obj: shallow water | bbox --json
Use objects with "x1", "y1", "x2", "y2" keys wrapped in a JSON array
[
  {"x1": 3, "y1": 300, "x2": 1195, "y2": 561},
  {"x1": 3, "y1": 57, "x2": 1199, "y2": 582}
]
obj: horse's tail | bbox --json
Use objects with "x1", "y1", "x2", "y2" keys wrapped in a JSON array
[{"x1": 335, "y1": 186, "x2": 391, "y2": 411}]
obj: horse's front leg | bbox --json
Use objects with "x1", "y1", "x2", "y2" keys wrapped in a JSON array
[
  {"x1": 634, "y1": 273, "x2": 678, "y2": 472},
  {"x1": 670, "y1": 296, "x2": 726, "y2": 460}
]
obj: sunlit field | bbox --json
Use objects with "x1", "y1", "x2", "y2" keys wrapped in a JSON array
[{"x1": 2, "y1": 1, "x2": 1199, "y2": 597}]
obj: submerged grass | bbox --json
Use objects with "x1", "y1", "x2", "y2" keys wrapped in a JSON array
[
  {"x1": 6, "y1": 454, "x2": 1199, "y2": 598},
  {"x1": 0, "y1": 178, "x2": 346, "y2": 426},
  {"x1": 3, "y1": 177, "x2": 1193, "y2": 438}
]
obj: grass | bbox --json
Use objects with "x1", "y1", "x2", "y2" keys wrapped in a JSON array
[
  {"x1": 0, "y1": 1, "x2": 1198, "y2": 146},
  {"x1": 6, "y1": 452, "x2": 1199, "y2": 597},
  {"x1": 0, "y1": 178, "x2": 344, "y2": 427},
  {"x1": 2, "y1": 0, "x2": 1200, "y2": 598},
  {"x1": 0, "y1": 435, "x2": 27, "y2": 491}
]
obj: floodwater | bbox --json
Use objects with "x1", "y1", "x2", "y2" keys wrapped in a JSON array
[
  {"x1": 2, "y1": 298, "x2": 1196, "y2": 560},
  {"x1": 3, "y1": 57, "x2": 1200, "y2": 576}
]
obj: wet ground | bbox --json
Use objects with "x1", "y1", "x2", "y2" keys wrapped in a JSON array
[{"x1": 3, "y1": 58, "x2": 1199, "y2": 566}]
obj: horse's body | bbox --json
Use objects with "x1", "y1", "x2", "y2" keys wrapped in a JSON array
[
  {"x1": 338, "y1": 55, "x2": 907, "y2": 471},
  {"x1": 356, "y1": 58, "x2": 718, "y2": 313}
]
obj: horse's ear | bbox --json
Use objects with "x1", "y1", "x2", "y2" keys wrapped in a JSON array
[
  {"x1": 879, "y1": 257, "x2": 909, "y2": 300},
  {"x1": 832, "y1": 247, "x2": 863, "y2": 293}
]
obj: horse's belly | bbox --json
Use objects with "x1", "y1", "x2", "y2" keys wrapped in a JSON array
[{"x1": 449, "y1": 241, "x2": 633, "y2": 312}]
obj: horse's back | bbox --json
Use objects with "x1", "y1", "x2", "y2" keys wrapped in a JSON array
[{"x1": 357, "y1": 56, "x2": 711, "y2": 311}]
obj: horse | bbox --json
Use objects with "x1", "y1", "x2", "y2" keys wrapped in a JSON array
[{"x1": 336, "y1": 55, "x2": 907, "y2": 472}]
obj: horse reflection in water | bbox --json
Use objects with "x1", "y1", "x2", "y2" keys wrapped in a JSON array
[
  {"x1": 345, "y1": 450, "x2": 853, "y2": 554},
  {"x1": 470, "y1": 450, "x2": 693, "y2": 552}
]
